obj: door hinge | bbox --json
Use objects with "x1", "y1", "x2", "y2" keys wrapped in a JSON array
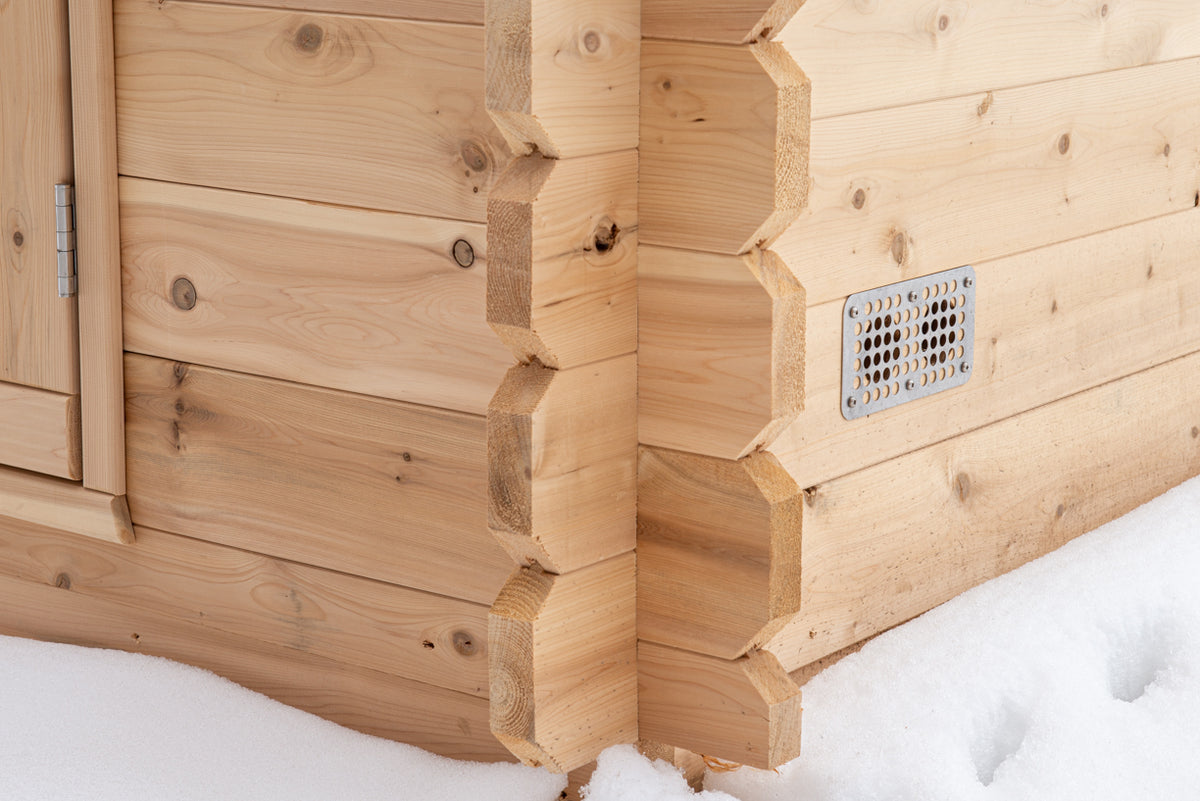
[{"x1": 54, "y1": 183, "x2": 77, "y2": 298}]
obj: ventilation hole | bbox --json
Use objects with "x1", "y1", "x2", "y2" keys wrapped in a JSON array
[
  {"x1": 882, "y1": 384, "x2": 891, "y2": 398},
  {"x1": 862, "y1": 391, "x2": 871, "y2": 404},
  {"x1": 854, "y1": 322, "x2": 862, "y2": 336},
  {"x1": 873, "y1": 388, "x2": 881, "y2": 401},
  {"x1": 921, "y1": 373, "x2": 929, "y2": 386},
  {"x1": 948, "y1": 364, "x2": 955, "y2": 378},
  {"x1": 853, "y1": 376, "x2": 861, "y2": 389},
  {"x1": 950, "y1": 279, "x2": 958, "y2": 292}
]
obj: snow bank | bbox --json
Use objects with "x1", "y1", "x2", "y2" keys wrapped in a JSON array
[{"x1": 0, "y1": 635, "x2": 564, "y2": 801}]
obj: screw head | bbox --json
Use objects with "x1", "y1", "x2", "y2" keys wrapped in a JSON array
[
  {"x1": 905, "y1": 379, "x2": 916, "y2": 391},
  {"x1": 908, "y1": 291, "x2": 919, "y2": 303},
  {"x1": 961, "y1": 361, "x2": 971, "y2": 373},
  {"x1": 848, "y1": 306, "x2": 860, "y2": 318},
  {"x1": 963, "y1": 276, "x2": 974, "y2": 288},
  {"x1": 452, "y1": 239, "x2": 475, "y2": 268},
  {"x1": 847, "y1": 396, "x2": 858, "y2": 408}
]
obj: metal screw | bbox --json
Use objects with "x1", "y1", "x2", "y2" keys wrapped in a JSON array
[
  {"x1": 908, "y1": 291, "x2": 919, "y2": 303},
  {"x1": 848, "y1": 306, "x2": 860, "y2": 318},
  {"x1": 847, "y1": 396, "x2": 858, "y2": 408},
  {"x1": 961, "y1": 361, "x2": 971, "y2": 373},
  {"x1": 905, "y1": 379, "x2": 916, "y2": 391},
  {"x1": 171, "y1": 277, "x2": 197, "y2": 311},
  {"x1": 452, "y1": 239, "x2": 475, "y2": 268},
  {"x1": 963, "y1": 276, "x2": 974, "y2": 288}
]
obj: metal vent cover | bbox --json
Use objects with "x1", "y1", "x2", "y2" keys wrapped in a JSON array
[{"x1": 842, "y1": 266, "x2": 976, "y2": 420}]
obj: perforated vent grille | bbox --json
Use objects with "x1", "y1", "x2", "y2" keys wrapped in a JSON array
[{"x1": 841, "y1": 266, "x2": 976, "y2": 420}]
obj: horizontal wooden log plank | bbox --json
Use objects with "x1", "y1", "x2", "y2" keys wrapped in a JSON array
[
  {"x1": 0, "y1": 382, "x2": 81, "y2": 480},
  {"x1": 781, "y1": 0, "x2": 1200, "y2": 120},
  {"x1": 490, "y1": 556, "x2": 637, "y2": 772},
  {"x1": 0, "y1": 517, "x2": 489, "y2": 697},
  {"x1": 120, "y1": 178, "x2": 509, "y2": 415},
  {"x1": 638, "y1": 642, "x2": 801, "y2": 770},
  {"x1": 124, "y1": 354, "x2": 511, "y2": 604},
  {"x1": 642, "y1": 0, "x2": 803, "y2": 44},
  {"x1": 774, "y1": 208, "x2": 1200, "y2": 487},
  {"x1": 0, "y1": 572, "x2": 508, "y2": 762},
  {"x1": 638, "y1": 247, "x2": 804, "y2": 460},
  {"x1": 114, "y1": 0, "x2": 512, "y2": 222},
  {"x1": 775, "y1": 57, "x2": 1200, "y2": 306},
  {"x1": 0, "y1": 465, "x2": 133, "y2": 544},
  {"x1": 489, "y1": 356, "x2": 637, "y2": 573},
  {"x1": 183, "y1": 0, "x2": 483, "y2": 25},
  {"x1": 485, "y1": 0, "x2": 639, "y2": 158},
  {"x1": 640, "y1": 39, "x2": 809, "y2": 255},
  {"x1": 764, "y1": 349, "x2": 1200, "y2": 672}
]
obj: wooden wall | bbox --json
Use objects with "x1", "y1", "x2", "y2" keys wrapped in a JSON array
[{"x1": 638, "y1": 0, "x2": 1200, "y2": 768}]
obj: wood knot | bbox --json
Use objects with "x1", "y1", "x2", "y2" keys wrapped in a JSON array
[
  {"x1": 401, "y1": 452, "x2": 413, "y2": 462},
  {"x1": 54, "y1": 573, "x2": 72, "y2": 590},
  {"x1": 582, "y1": 30, "x2": 602, "y2": 53},
  {"x1": 1163, "y1": 143, "x2": 1171, "y2": 158},
  {"x1": 171, "y1": 276, "x2": 197, "y2": 311},
  {"x1": 172, "y1": 362, "x2": 189, "y2": 384},
  {"x1": 452, "y1": 631, "x2": 478, "y2": 656},
  {"x1": 977, "y1": 92, "x2": 994, "y2": 117},
  {"x1": 954, "y1": 472, "x2": 971, "y2": 502},
  {"x1": 1191, "y1": 426, "x2": 1199, "y2": 439},
  {"x1": 11, "y1": 230, "x2": 23, "y2": 247},
  {"x1": 851, "y1": 188, "x2": 866, "y2": 210},
  {"x1": 592, "y1": 219, "x2": 619, "y2": 254},
  {"x1": 938, "y1": 14, "x2": 950, "y2": 31},
  {"x1": 1100, "y1": 3, "x2": 1109, "y2": 18},
  {"x1": 421, "y1": 640, "x2": 435, "y2": 649},
  {"x1": 891, "y1": 231, "x2": 909, "y2": 265},
  {"x1": 294, "y1": 23, "x2": 323, "y2": 52},
  {"x1": 452, "y1": 239, "x2": 475, "y2": 268},
  {"x1": 460, "y1": 141, "x2": 489, "y2": 173},
  {"x1": 802, "y1": 485, "x2": 821, "y2": 508},
  {"x1": 1056, "y1": 503, "x2": 1066, "y2": 519},
  {"x1": 1058, "y1": 133, "x2": 1071, "y2": 155}
]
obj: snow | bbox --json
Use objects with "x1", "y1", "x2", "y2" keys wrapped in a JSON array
[{"x1": 3, "y1": 476, "x2": 1200, "y2": 800}]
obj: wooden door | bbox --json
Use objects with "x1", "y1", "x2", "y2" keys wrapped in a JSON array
[{"x1": 0, "y1": 0, "x2": 83, "y2": 480}]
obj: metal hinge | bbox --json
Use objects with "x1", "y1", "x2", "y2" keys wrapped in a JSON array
[{"x1": 54, "y1": 183, "x2": 77, "y2": 298}]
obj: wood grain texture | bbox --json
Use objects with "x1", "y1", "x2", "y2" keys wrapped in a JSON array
[
  {"x1": 114, "y1": 0, "x2": 512, "y2": 222},
  {"x1": 774, "y1": 208, "x2": 1200, "y2": 487},
  {"x1": 490, "y1": 556, "x2": 637, "y2": 772},
  {"x1": 183, "y1": 0, "x2": 484, "y2": 25},
  {"x1": 0, "y1": 518, "x2": 489, "y2": 697},
  {"x1": 120, "y1": 178, "x2": 510, "y2": 414},
  {"x1": 642, "y1": 0, "x2": 805, "y2": 44},
  {"x1": 0, "y1": 464, "x2": 133, "y2": 544},
  {"x1": 638, "y1": 246, "x2": 804, "y2": 460},
  {"x1": 638, "y1": 447, "x2": 803, "y2": 660},
  {"x1": 0, "y1": 382, "x2": 80, "y2": 479},
  {"x1": 781, "y1": 0, "x2": 1200, "y2": 119},
  {"x1": 486, "y1": 0, "x2": 639, "y2": 157},
  {"x1": 487, "y1": 153, "x2": 638, "y2": 369},
  {"x1": 69, "y1": 0, "x2": 127, "y2": 494},
  {"x1": 766, "y1": 349, "x2": 1200, "y2": 672},
  {"x1": 1, "y1": 0, "x2": 78, "y2": 394},
  {"x1": 489, "y1": 356, "x2": 636, "y2": 573},
  {"x1": 640, "y1": 39, "x2": 809, "y2": 255},
  {"x1": 0, "y1": 572, "x2": 509, "y2": 763},
  {"x1": 639, "y1": 643, "x2": 802, "y2": 769},
  {"x1": 775, "y1": 58, "x2": 1200, "y2": 306},
  {"x1": 124, "y1": 354, "x2": 511, "y2": 604}
]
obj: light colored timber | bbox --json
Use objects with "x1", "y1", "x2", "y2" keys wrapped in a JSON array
[
  {"x1": 0, "y1": 464, "x2": 132, "y2": 544},
  {"x1": 113, "y1": 0, "x2": 512, "y2": 223},
  {"x1": 183, "y1": 0, "x2": 484, "y2": 24},
  {"x1": 638, "y1": 246, "x2": 804, "y2": 460},
  {"x1": 639, "y1": 642, "x2": 802, "y2": 770},
  {"x1": 0, "y1": 573, "x2": 509, "y2": 763},
  {"x1": 642, "y1": 0, "x2": 804, "y2": 44},
  {"x1": 489, "y1": 355, "x2": 636, "y2": 573},
  {"x1": 124, "y1": 354, "x2": 511, "y2": 605},
  {"x1": 1, "y1": 0, "x2": 78, "y2": 395},
  {"x1": 642, "y1": 349, "x2": 1200, "y2": 666},
  {"x1": 781, "y1": 0, "x2": 1200, "y2": 120},
  {"x1": 487, "y1": 153, "x2": 638, "y2": 369},
  {"x1": 775, "y1": 58, "x2": 1200, "y2": 307},
  {"x1": 775, "y1": 208, "x2": 1200, "y2": 487},
  {"x1": 0, "y1": 518, "x2": 489, "y2": 697},
  {"x1": 0, "y1": 382, "x2": 81, "y2": 480},
  {"x1": 490, "y1": 556, "x2": 637, "y2": 772},
  {"x1": 120, "y1": 178, "x2": 509, "y2": 415},
  {"x1": 69, "y1": 0, "x2": 127, "y2": 494},
  {"x1": 640, "y1": 39, "x2": 809, "y2": 255},
  {"x1": 638, "y1": 447, "x2": 802, "y2": 660},
  {"x1": 763, "y1": 349, "x2": 1200, "y2": 672},
  {"x1": 486, "y1": 0, "x2": 639, "y2": 158}
]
